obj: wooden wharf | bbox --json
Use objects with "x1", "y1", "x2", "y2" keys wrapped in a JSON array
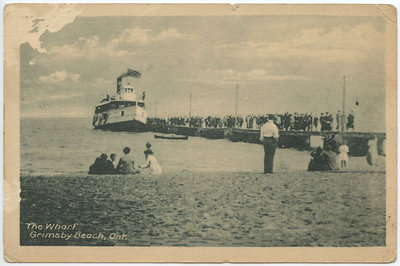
[{"x1": 147, "y1": 125, "x2": 385, "y2": 156}]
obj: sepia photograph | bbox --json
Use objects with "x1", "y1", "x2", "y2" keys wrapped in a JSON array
[{"x1": 4, "y1": 4, "x2": 396, "y2": 262}]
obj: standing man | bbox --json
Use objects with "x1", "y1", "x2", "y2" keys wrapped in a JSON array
[
  {"x1": 260, "y1": 115, "x2": 279, "y2": 174},
  {"x1": 336, "y1": 111, "x2": 341, "y2": 131},
  {"x1": 347, "y1": 111, "x2": 355, "y2": 131}
]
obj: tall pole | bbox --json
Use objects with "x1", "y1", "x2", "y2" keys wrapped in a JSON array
[
  {"x1": 189, "y1": 92, "x2": 192, "y2": 117},
  {"x1": 235, "y1": 84, "x2": 239, "y2": 117},
  {"x1": 155, "y1": 100, "x2": 158, "y2": 118},
  {"x1": 342, "y1": 75, "x2": 346, "y2": 132}
]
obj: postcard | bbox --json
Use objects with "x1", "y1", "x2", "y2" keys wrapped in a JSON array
[{"x1": 4, "y1": 4, "x2": 397, "y2": 262}]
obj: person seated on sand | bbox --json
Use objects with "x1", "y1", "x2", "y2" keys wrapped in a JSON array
[
  {"x1": 139, "y1": 150, "x2": 162, "y2": 175},
  {"x1": 321, "y1": 145, "x2": 339, "y2": 171},
  {"x1": 104, "y1": 153, "x2": 117, "y2": 174},
  {"x1": 338, "y1": 141, "x2": 349, "y2": 168},
  {"x1": 116, "y1": 147, "x2": 139, "y2": 174},
  {"x1": 307, "y1": 146, "x2": 325, "y2": 171},
  {"x1": 88, "y1": 153, "x2": 107, "y2": 174}
]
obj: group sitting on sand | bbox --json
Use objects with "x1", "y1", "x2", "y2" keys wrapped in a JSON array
[
  {"x1": 308, "y1": 141, "x2": 351, "y2": 171},
  {"x1": 308, "y1": 136, "x2": 382, "y2": 171},
  {"x1": 88, "y1": 142, "x2": 162, "y2": 175}
]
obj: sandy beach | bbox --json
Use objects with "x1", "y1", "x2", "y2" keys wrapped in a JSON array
[{"x1": 20, "y1": 170, "x2": 385, "y2": 247}]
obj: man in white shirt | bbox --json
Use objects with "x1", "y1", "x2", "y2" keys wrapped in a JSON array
[{"x1": 260, "y1": 116, "x2": 279, "y2": 174}]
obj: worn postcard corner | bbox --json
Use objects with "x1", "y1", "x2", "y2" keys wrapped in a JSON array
[{"x1": 3, "y1": 3, "x2": 397, "y2": 263}]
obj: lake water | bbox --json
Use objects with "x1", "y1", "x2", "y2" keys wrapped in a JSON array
[{"x1": 21, "y1": 117, "x2": 316, "y2": 175}]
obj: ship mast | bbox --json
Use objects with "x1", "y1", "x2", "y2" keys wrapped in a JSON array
[
  {"x1": 341, "y1": 75, "x2": 346, "y2": 132},
  {"x1": 235, "y1": 85, "x2": 239, "y2": 117},
  {"x1": 189, "y1": 92, "x2": 192, "y2": 117}
]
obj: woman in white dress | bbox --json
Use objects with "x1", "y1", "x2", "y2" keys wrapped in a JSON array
[
  {"x1": 139, "y1": 150, "x2": 162, "y2": 175},
  {"x1": 338, "y1": 141, "x2": 349, "y2": 168}
]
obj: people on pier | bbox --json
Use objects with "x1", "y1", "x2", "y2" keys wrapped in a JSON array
[
  {"x1": 347, "y1": 110, "x2": 355, "y2": 131},
  {"x1": 147, "y1": 110, "x2": 355, "y2": 133},
  {"x1": 260, "y1": 115, "x2": 279, "y2": 174},
  {"x1": 116, "y1": 147, "x2": 139, "y2": 174},
  {"x1": 336, "y1": 111, "x2": 341, "y2": 131},
  {"x1": 313, "y1": 115, "x2": 319, "y2": 131}
]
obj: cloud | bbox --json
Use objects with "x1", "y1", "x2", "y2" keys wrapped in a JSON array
[
  {"x1": 109, "y1": 27, "x2": 153, "y2": 46},
  {"x1": 217, "y1": 23, "x2": 384, "y2": 62},
  {"x1": 39, "y1": 70, "x2": 80, "y2": 83},
  {"x1": 180, "y1": 68, "x2": 315, "y2": 85},
  {"x1": 48, "y1": 35, "x2": 127, "y2": 59},
  {"x1": 48, "y1": 26, "x2": 196, "y2": 60},
  {"x1": 157, "y1": 28, "x2": 196, "y2": 41},
  {"x1": 4, "y1": 5, "x2": 82, "y2": 66},
  {"x1": 112, "y1": 27, "x2": 196, "y2": 45}
]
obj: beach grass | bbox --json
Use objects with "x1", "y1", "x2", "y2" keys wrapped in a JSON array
[{"x1": 20, "y1": 170, "x2": 385, "y2": 246}]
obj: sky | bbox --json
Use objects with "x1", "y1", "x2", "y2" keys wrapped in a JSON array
[{"x1": 20, "y1": 13, "x2": 386, "y2": 132}]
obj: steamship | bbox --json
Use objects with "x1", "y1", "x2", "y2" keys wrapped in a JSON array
[{"x1": 92, "y1": 69, "x2": 147, "y2": 131}]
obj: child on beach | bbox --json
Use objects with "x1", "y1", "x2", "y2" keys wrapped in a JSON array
[
  {"x1": 139, "y1": 149, "x2": 162, "y2": 175},
  {"x1": 338, "y1": 142, "x2": 349, "y2": 168}
]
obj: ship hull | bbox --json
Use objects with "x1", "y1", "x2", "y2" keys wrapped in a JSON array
[{"x1": 94, "y1": 119, "x2": 147, "y2": 132}]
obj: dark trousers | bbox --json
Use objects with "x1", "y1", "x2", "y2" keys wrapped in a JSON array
[{"x1": 263, "y1": 138, "x2": 277, "y2": 173}]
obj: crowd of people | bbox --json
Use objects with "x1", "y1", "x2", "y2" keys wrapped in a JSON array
[
  {"x1": 147, "y1": 110, "x2": 355, "y2": 132},
  {"x1": 88, "y1": 142, "x2": 162, "y2": 175}
]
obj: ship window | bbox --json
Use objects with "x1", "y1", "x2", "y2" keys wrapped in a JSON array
[{"x1": 121, "y1": 111, "x2": 124, "y2": 116}]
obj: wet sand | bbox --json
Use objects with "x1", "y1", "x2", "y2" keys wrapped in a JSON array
[{"x1": 20, "y1": 170, "x2": 385, "y2": 247}]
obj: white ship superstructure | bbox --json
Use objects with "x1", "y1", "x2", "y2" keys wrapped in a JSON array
[{"x1": 92, "y1": 69, "x2": 147, "y2": 131}]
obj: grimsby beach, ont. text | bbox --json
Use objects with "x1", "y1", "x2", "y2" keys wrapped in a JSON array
[{"x1": 25, "y1": 222, "x2": 127, "y2": 241}]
